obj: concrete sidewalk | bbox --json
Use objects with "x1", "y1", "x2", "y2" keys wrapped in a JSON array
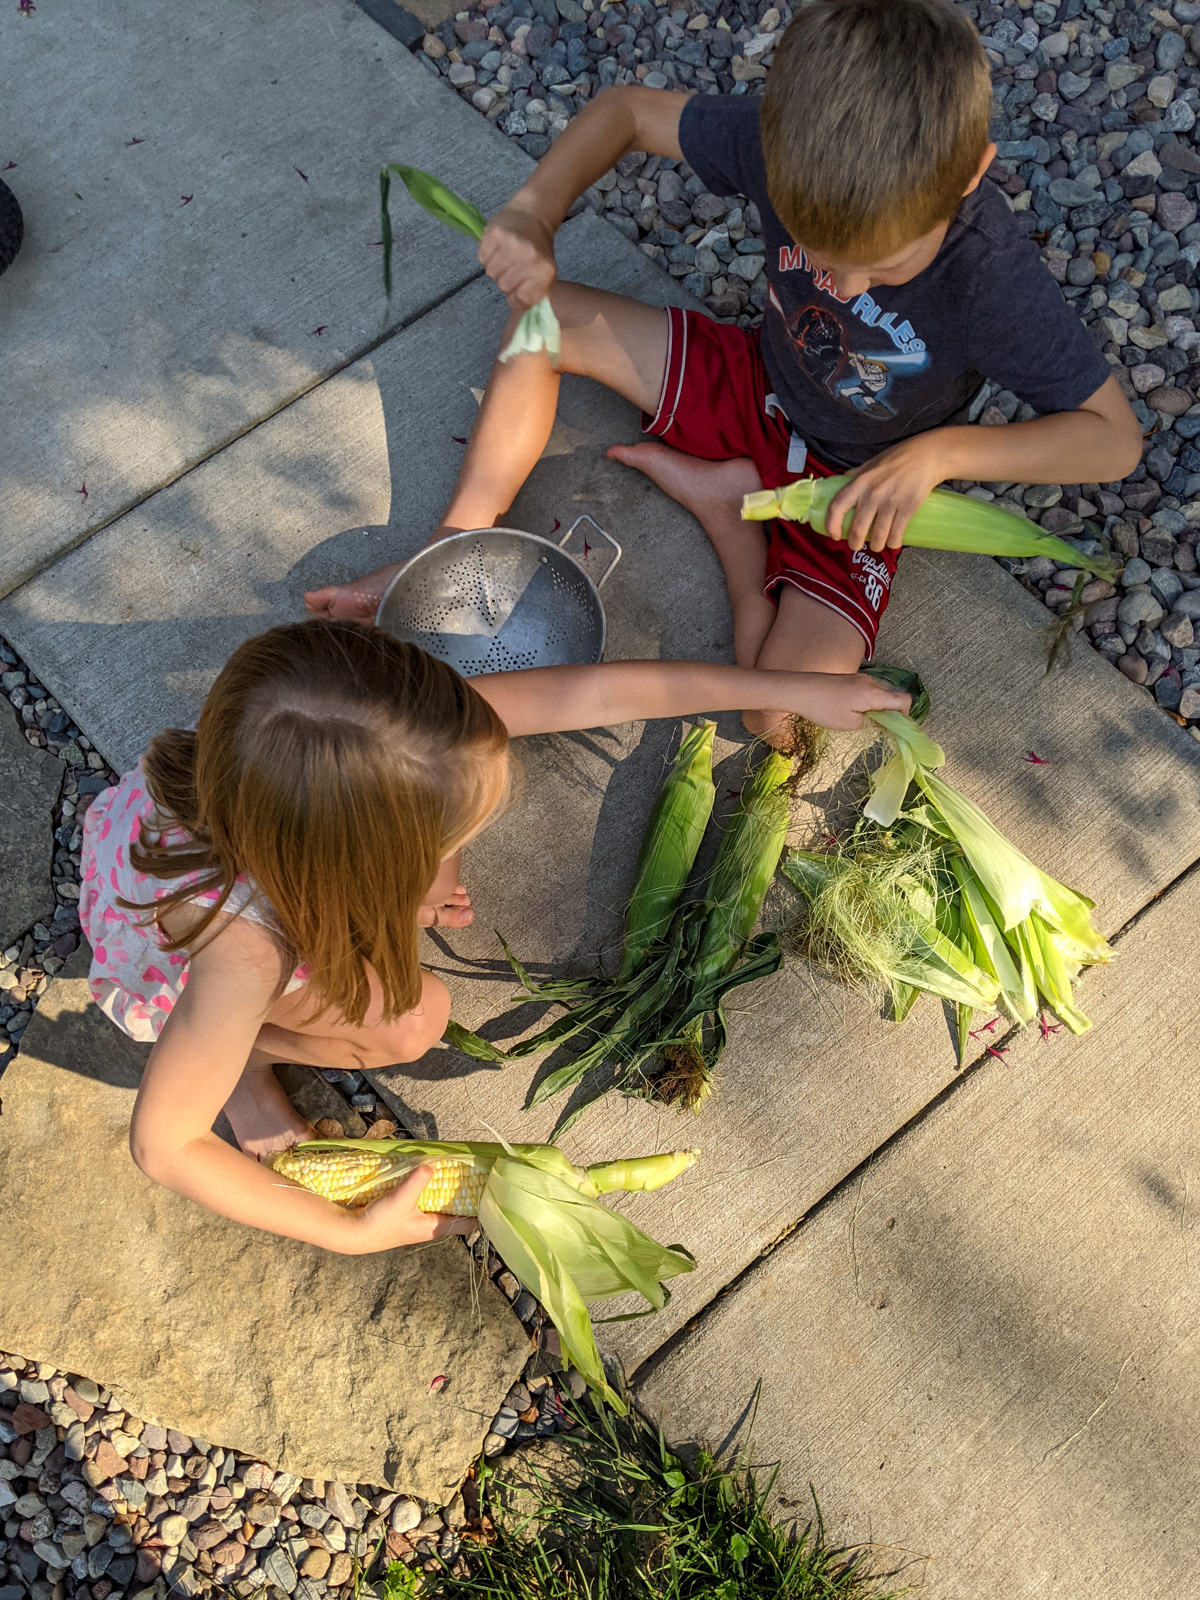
[
  {"x1": 1, "y1": 0, "x2": 1199, "y2": 1556},
  {"x1": 635, "y1": 871, "x2": 1200, "y2": 1600},
  {"x1": 0, "y1": 0, "x2": 530, "y2": 596}
]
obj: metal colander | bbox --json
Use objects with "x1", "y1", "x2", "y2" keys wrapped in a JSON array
[{"x1": 375, "y1": 515, "x2": 621, "y2": 675}]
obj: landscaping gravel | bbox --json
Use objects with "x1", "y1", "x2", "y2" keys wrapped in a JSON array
[
  {"x1": 0, "y1": 1311, "x2": 579, "y2": 1600},
  {"x1": 411, "y1": 0, "x2": 1200, "y2": 738},
  {"x1": 0, "y1": 637, "x2": 113, "y2": 1091}
]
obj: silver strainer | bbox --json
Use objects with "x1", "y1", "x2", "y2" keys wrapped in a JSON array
[{"x1": 375, "y1": 515, "x2": 622, "y2": 675}]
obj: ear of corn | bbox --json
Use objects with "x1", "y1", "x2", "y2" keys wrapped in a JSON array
[
  {"x1": 268, "y1": 1137, "x2": 698, "y2": 1414},
  {"x1": 619, "y1": 722, "x2": 716, "y2": 981},
  {"x1": 379, "y1": 162, "x2": 561, "y2": 364},
  {"x1": 692, "y1": 750, "x2": 791, "y2": 989},
  {"x1": 786, "y1": 695, "x2": 1111, "y2": 1043},
  {"x1": 742, "y1": 477, "x2": 1118, "y2": 581},
  {"x1": 446, "y1": 738, "x2": 790, "y2": 1128}
]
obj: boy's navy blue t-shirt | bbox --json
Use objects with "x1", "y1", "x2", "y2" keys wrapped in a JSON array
[{"x1": 678, "y1": 95, "x2": 1111, "y2": 469}]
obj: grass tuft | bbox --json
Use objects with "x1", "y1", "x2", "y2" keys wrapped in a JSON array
[{"x1": 381, "y1": 1398, "x2": 909, "y2": 1600}]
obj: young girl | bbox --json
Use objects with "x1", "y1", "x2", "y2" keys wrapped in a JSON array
[{"x1": 83, "y1": 620, "x2": 907, "y2": 1256}]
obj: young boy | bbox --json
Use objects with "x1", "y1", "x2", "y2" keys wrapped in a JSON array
[{"x1": 308, "y1": 0, "x2": 1142, "y2": 742}]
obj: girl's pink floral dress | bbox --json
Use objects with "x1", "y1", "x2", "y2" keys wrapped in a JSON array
[{"x1": 80, "y1": 763, "x2": 308, "y2": 1043}]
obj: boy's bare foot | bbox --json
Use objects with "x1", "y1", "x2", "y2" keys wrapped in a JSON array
[
  {"x1": 418, "y1": 884, "x2": 474, "y2": 929},
  {"x1": 304, "y1": 562, "x2": 401, "y2": 624},
  {"x1": 606, "y1": 442, "x2": 763, "y2": 520},
  {"x1": 224, "y1": 1061, "x2": 315, "y2": 1161}
]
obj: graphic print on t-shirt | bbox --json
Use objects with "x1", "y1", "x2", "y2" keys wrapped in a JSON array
[{"x1": 771, "y1": 246, "x2": 930, "y2": 421}]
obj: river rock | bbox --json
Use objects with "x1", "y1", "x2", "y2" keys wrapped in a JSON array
[{"x1": 0, "y1": 710, "x2": 64, "y2": 951}]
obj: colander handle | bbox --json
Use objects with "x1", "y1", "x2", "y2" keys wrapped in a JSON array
[{"x1": 560, "y1": 514, "x2": 622, "y2": 589}]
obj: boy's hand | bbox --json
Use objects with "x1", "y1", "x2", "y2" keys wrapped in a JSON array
[
  {"x1": 790, "y1": 673, "x2": 911, "y2": 732},
  {"x1": 479, "y1": 202, "x2": 558, "y2": 310},
  {"x1": 352, "y1": 1164, "x2": 477, "y2": 1250},
  {"x1": 825, "y1": 432, "x2": 948, "y2": 552}
]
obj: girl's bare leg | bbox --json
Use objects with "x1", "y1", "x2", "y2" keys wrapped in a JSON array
[
  {"x1": 304, "y1": 284, "x2": 670, "y2": 623},
  {"x1": 221, "y1": 969, "x2": 452, "y2": 1158}
]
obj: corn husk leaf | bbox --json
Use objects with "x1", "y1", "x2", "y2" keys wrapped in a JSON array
[
  {"x1": 864, "y1": 664, "x2": 931, "y2": 726},
  {"x1": 619, "y1": 722, "x2": 716, "y2": 980},
  {"x1": 379, "y1": 162, "x2": 561, "y2": 363},
  {"x1": 951, "y1": 856, "x2": 1037, "y2": 1024},
  {"x1": 862, "y1": 710, "x2": 945, "y2": 827},
  {"x1": 914, "y1": 768, "x2": 1051, "y2": 932},
  {"x1": 742, "y1": 476, "x2": 1119, "y2": 581},
  {"x1": 479, "y1": 1158, "x2": 694, "y2": 1414},
  {"x1": 499, "y1": 295, "x2": 563, "y2": 365}
]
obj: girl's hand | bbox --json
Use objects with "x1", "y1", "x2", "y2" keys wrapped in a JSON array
[
  {"x1": 479, "y1": 203, "x2": 558, "y2": 310},
  {"x1": 792, "y1": 672, "x2": 911, "y2": 732},
  {"x1": 352, "y1": 1164, "x2": 477, "y2": 1250},
  {"x1": 825, "y1": 433, "x2": 949, "y2": 552}
]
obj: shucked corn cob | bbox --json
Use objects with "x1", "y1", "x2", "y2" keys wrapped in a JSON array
[
  {"x1": 269, "y1": 1147, "x2": 488, "y2": 1213},
  {"x1": 268, "y1": 1139, "x2": 698, "y2": 1213},
  {"x1": 267, "y1": 1138, "x2": 699, "y2": 1413}
]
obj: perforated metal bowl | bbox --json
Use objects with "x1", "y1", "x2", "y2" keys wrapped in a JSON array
[{"x1": 375, "y1": 515, "x2": 621, "y2": 676}]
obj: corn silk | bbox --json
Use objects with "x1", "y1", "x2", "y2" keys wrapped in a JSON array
[{"x1": 785, "y1": 670, "x2": 1111, "y2": 1054}]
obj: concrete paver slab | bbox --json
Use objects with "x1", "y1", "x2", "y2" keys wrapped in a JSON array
[
  {"x1": 0, "y1": 0, "x2": 531, "y2": 596},
  {"x1": 0, "y1": 955, "x2": 528, "y2": 1500},
  {"x1": 0, "y1": 704, "x2": 62, "y2": 949},
  {"x1": 634, "y1": 873, "x2": 1200, "y2": 1600}
]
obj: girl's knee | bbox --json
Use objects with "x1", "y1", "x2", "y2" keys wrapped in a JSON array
[{"x1": 374, "y1": 971, "x2": 450, "y2": 1065}]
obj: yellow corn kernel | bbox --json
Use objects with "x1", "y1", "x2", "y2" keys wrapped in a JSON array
[
  {"x1": 268, "y1": 1148, "x2": 487, "y2": 1215},
  {"x1": 413, "y1": 1159, "x2": 488, "y2": 1216}
]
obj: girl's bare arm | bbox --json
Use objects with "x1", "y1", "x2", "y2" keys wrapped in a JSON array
[
  {"x1": 472, "y1": 660, "x2": 910, "y2": 737},
  {"x1": 127, "y1": 917, "x2": 461, "y2": 1254}
]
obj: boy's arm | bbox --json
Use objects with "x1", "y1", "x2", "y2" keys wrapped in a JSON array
[
  {"x1": 471, "y1": 660, "x2": 910, "y2": 736},
  {"x1": 826, "y1": 377, "x2": 1144, "y2": 552},
  {"x1": 480, "y1": 87, "x2": 688, "y2": 309}
]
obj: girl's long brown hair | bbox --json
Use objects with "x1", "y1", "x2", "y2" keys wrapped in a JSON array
[{"x1": 131, "y1": 621, "x2": 510, "y2": 1025}]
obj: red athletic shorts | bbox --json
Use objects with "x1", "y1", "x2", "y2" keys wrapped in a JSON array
[{"x1": 642, "y1": 306, "x2": 900, "y2": 656}]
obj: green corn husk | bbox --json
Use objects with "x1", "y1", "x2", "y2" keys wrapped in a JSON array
[
  {"x1": 742, "y1": 477, "x2": 1118, "y2": 581},
  {"x1": 785, "y1": 693, "x2": 1111, "y2": 1047},
  {"x1": 782, "y1": 838, "x2": 1000, "y2": 1026},
  {"x1": 380, "y1": 163, "x2": 561, "y2": 364},
  {"x1": 619, "y1": 722, "x2": 716, "y2": 981},
  {"x1": 692, "y1": 750, "x2": 791, "y2": 989},
  {"x1": 862, "y1": 709, "x2": 946, "y2": 827},
  {"x1": 276, "y1": 1136, "x2": 697, "y2": 1414},
  {"x1": 445, "y1": 740, "x2": 789, "y2": 1129}
]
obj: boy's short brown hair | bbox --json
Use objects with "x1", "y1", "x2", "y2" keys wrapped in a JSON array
[{"x1": 761, "y1": 0, "x2": 992, "y2": 262}]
